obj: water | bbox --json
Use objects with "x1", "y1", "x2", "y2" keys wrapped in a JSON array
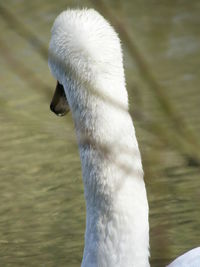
[{"x1": 0, "y1": 0, "x2": 200, "y2": 266}]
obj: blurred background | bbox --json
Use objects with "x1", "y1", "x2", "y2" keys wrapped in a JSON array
[{"x1": 0, "y1": 0, "x2": 200, "y2": 266}]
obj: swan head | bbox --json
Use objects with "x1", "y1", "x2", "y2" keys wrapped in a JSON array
[{"x1": 48, "y1": 9, "x2": 128, "y2": 117}]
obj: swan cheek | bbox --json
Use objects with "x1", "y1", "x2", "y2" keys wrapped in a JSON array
[{"x1": 50, "y1": 81, "x2": 70, "y2": 116}]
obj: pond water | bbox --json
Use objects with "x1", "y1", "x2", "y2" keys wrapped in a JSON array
[{"x1": 0, "y1": 0, "x2": 200, "y2": 266}]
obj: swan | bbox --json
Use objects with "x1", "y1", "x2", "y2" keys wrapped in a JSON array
[{"x1": 48, "y1": 9, "x2": 200, "y2": 267}]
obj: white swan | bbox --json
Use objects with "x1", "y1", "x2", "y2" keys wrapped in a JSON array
[{"x1": 48, "y1": 9, "x2": 200, "y2": 267}]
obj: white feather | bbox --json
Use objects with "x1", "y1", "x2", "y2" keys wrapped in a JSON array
[
  {"x1": 167, "y1": 247, "x2": 200, "y2": 267},
  {"x1": 48, "y1": 8, "x2": 199, "y2": 267}
]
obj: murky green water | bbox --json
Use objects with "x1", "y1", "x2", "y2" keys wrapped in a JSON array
[{"x1": 0, "y1": 0, "x2": 200, "y2": 266}]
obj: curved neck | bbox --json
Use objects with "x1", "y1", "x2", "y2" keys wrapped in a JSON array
[
  {"x1": 65, "y1": 80, "x2": 150, "y2": 267},
  {"x1": 48, "y1": 8, "x2": 150, "y2": 266}
]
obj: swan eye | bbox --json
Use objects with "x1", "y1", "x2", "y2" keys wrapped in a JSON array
[{"x1": 50, "y1": 81, "x2": 70, "y2": 116}]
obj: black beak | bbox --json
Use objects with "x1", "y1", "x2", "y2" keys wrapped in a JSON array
[{"x1": 50, "y1": 81, "x2": 70, "y2": 116}]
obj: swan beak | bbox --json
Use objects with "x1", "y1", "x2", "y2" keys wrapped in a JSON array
[{"x1": 50, "y1": 81, "x2": 70, "y2": 116}]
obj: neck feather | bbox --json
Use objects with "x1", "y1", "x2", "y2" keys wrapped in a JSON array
[
  {"x1": 66, "y1": 80, "x2": 150, "y2": 267},
  {"x1": 49, "y1": 9, "x2": 150, "y2": 266}
]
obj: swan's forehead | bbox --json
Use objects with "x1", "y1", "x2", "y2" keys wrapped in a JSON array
[
  {"x1": 49, "y1": 8, "x2": 123, "y2": 80},
  {"x1": 48, "y1": 8, "x2": 127, "y2": 110}
]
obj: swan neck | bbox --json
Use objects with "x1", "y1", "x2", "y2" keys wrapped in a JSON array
[{"x1": 76, "y1": 97, "x2": 150, "y2": 267}]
